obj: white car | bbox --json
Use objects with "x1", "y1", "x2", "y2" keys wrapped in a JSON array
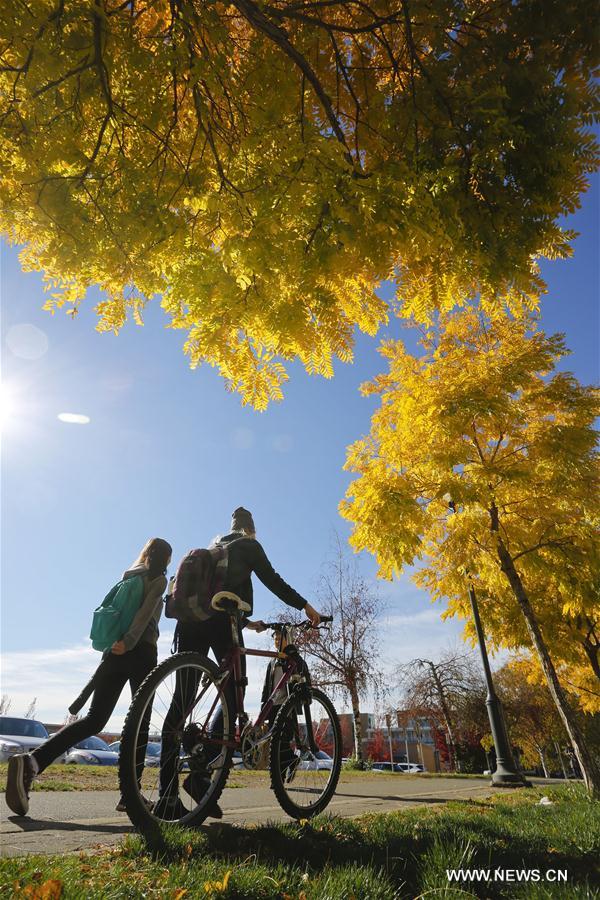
[
  {"x1": 64, "y1": 736, "x2": 119, "y2": 766},
  {"x1": 298, "y1": 750, "x2": 334, "y2": 771},
  {"x1": 372, "y1": 762, "x2": 403, "y2": 773},
  {"x1": 396, "y1": 763, "x2": 426, "y2": 774},
  {"x1": 0, "y1": 716, "x2": 64, "y2": 762}
]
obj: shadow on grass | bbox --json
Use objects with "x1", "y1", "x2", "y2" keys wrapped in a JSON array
[
  {"x1": 133, "y1": 790, "x2": 599, "y2": 899},
  {"x1": 334, "y1": 790, "x2": 455, "y2": 803}
]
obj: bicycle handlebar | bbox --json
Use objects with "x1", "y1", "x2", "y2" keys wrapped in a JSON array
[{"x1": 261, "y1": 616, "x2": 333, "y2": 630}]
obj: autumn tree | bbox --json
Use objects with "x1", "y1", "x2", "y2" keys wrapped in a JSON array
[
  {"x1": 364, "y1": 727, "x2": 390, "y2": 764},
  {"x1": 495, "y1": 657, "x2": 567, "y2": 776},
  {"x1": 1, "y1": 1, "x2": 598, "y2": 406},
  {"x1": 397, "y1": 649, "x2": 485, "y2": 771},
  {"x1": 291, "y1": 537, "x2": 385, "y2": 767},
  {"x1": 455, "y1": 534, "x2": 600, "y2": 711},
  {"x1": 341, "y1": 311, "x2": 600, "y2": 796}
]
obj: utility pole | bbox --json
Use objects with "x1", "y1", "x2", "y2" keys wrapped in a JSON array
[{"x1": 385, "y1": 713, "x2": 395, "y2": 766}]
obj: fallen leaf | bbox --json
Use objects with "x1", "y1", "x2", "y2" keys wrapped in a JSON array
[{"x1": 23, "y1": 880, "x2": 63, "y2": 900}]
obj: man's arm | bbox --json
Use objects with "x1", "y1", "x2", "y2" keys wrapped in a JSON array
[{"x1": 251, "y1": 543, "x2": 307, "y2": 610}]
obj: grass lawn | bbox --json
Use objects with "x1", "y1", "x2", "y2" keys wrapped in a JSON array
[
  {"x1": 0, "y1": 763, "x2": 409, "y2": 793},
  {"x1": 1, "y1": 785, "x2": 598, "y2": 898}
]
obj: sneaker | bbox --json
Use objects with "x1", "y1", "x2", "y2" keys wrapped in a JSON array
[
  {"x1": 182, "y1": 775, "x2": 223, "y2": 818},
  {"x1": 206, "y1": 801, "x2": 223, "y2": 819},
  {"x1": 154, "y1": 795, "x2": 189, "y2": 821},
  {"x1": 116, "y1": 795, "x2": 153, "y2": 813},
  {"x1": 182, "y1": 773, "x2": 210, "y2": 803},
  {"x1": 6, "y1": 754, "x2": 35, "y2": 816}
]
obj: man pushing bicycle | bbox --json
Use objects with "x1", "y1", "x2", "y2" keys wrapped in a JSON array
[{"x1": 155, "y1": 506, "x2": 322, "y2": 820}]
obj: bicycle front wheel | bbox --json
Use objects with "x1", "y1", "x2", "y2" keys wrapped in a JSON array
[
  {"x1": 119, "y1": 652, "x2": 234, "y2": 833},
  {"x1": 269, "y1": 685, "x2": 342, "y2": 819}
]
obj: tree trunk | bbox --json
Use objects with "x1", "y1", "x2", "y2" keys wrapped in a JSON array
[
  {"x1": 493, "y1": 520, "x2": 600, "y2": 798},
  {"x1": 429, "y1": 662, "x2": 460, "y2": 772},
  {"x1": 554, "y1": 740, "x2": 568, "y2": 780},
  {"x1": 537, "y1": 747, "x2": 550, "y2": 779},
  {"x1": 582, "y1": 638, "x2": 600, "y2": 682},
  {"x1": 349, "y1": 684, "x2": 364, "y2": 767}
]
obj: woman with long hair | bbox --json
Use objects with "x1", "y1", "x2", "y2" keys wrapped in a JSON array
[{"x1": 5, "y1": 537, "x2": 172, "y2": 817}]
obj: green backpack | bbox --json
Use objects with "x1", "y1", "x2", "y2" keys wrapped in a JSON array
[{"x1": 89, "y1": 575, "x2": 145, "y2": 652}]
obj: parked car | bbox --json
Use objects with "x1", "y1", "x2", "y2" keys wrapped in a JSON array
[
  {"x1": 143, "y1": 742, "x2": 162, "y2": 767},
  {"x1": 232, "y1": 751, "x2": 244, "y2": 768},
  {"x1": 396, "y1": 763, "x2": 426, "y2": 774},
  {"x1": 298, "y1": 750, "x2": 334, "y2": 771},
  {"x1": 0, "y1": 716, "x2": 63, "y2": 762},
  {"x1": 64, "y1": 736, "x2": 119, "y2": 766},
  {"x1": 372, "y1": 762, "x2": 403, "y2": 773},
  {"x1": 108, "y1": 739, "x2": 163, "y2": 767}
]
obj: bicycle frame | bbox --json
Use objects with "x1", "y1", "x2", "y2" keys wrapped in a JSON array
[{"x1": 187, "y1": 614, "x2": 315, "y2": 754}]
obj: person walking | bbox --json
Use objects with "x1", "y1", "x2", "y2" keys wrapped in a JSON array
[
  {"x1": 5, "y1": 537, "x2": 172, "y2": 817},
  {"x1": 157, "y1": 507, "x2": 321, "y2": 818}
]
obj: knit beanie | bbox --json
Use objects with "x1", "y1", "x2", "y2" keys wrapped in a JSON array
[{"x1": 231, "y1": 507, "x2": 255, "y2": 534}]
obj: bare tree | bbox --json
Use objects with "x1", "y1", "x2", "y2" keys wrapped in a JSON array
[
  {"x1": 23, "y1": 698, "x2": 37, "y2": 720},
  {"x1": 397, "y1": 650, "x2": 485, "y2": 771},
  {"x1": 0, "y1": 695, "x2": 12, "y2": 715},
  {"x1": 292, "y1": 535, "x2": 386, "y2": 767},
  {"x1": 63, "y1": 712, "x2": 80, "y2": 726}
]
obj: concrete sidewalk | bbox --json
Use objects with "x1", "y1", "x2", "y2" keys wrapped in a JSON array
[{"x1": 1, "y1": 775, "x2": 552, "y2": 857}]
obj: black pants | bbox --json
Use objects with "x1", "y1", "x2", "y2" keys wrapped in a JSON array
[
  {"x1": 159, "y1": 615, "x2": 245, "y2": 798},
  {"x1": 33, "y1": 642, "x2": 157, "y2": 784}
]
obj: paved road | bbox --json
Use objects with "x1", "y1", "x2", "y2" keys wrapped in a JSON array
[{"x1": 1, "y1": 775, "x2": 553, "y2": 857}]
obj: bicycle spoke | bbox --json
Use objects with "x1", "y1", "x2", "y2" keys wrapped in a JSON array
[
  {"x1": 119, "y1": 653, "x2": 234, "y2": 829},
  {"x1": 269, "y1": 686, "x2": 341, "y2": 818}
]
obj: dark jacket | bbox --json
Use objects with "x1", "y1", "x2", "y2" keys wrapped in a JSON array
[{"x1": 217, "y1": 533, "x2": 307, "y2": 616}]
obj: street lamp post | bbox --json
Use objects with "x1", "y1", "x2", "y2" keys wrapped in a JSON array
[
  {"x1": 467, "y1": 581, "x2": 530, "y2": 787},
  {"x1": 447, "y1": 499, "x2": 530, "y2": 788}
]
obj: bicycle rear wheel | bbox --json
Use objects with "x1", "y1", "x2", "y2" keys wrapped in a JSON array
[
  {"x1": 269, "y1": 685, "x2": 342, "y2": 818},
  {"x1": 119, "y1": 652, "x2": 234, "y2": 833}
]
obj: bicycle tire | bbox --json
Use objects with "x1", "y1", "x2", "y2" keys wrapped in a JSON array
[
  {"x1": 119, "y1": 651, "x2": 234, "y2": 833},
  {"x1": 269, "y1": 685, "x2": 342, "y2": 819}
]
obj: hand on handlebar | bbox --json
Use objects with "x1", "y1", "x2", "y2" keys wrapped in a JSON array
[
  {"x1": 245, "y1": 619, "x2": 268, "y2": 633},
  {"x1": 304, "y1": 602, "x2": 322, "y2": 627}
]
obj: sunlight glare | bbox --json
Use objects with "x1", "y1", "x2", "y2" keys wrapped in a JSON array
[
  {"x1": 57, "y1": 412, "x2": 90, "y2": 425},
  {"x1": 0, "y1": 382, "x2": 16, "y2": 433}
]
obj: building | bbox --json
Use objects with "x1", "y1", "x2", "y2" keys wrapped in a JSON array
[{"x1": 337, "y1": 711, "x2": 441, "y2": 771}]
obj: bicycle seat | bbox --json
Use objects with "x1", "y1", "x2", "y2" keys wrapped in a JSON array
[{"x1": 211, "y1": 591, "x2": 251, "y2": 613}]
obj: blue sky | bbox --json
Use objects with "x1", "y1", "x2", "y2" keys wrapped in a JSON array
[{"x1": 1, "y1": 172, "x2": 598, "y2": 728}]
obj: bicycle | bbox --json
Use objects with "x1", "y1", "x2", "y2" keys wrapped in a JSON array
[{"x1": 118, "y1": 591, "x2": 342, "y2": 832}]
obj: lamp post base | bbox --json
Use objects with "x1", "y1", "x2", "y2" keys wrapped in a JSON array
[{"x1": 491, "y1": 766, "x2": 532, "y2": 788}]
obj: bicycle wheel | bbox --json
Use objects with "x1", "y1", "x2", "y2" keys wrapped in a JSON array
[
  {"x1": 269, "y1": 685, "x2": 342, "y2": 818},
  {"x1": 119, "y1": 652, "x2": 234, "y2": 833}
]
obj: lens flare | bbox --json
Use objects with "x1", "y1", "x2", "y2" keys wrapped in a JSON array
[{"x1": 57, "y1": 413, "x2": 90, "y2": 425}]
